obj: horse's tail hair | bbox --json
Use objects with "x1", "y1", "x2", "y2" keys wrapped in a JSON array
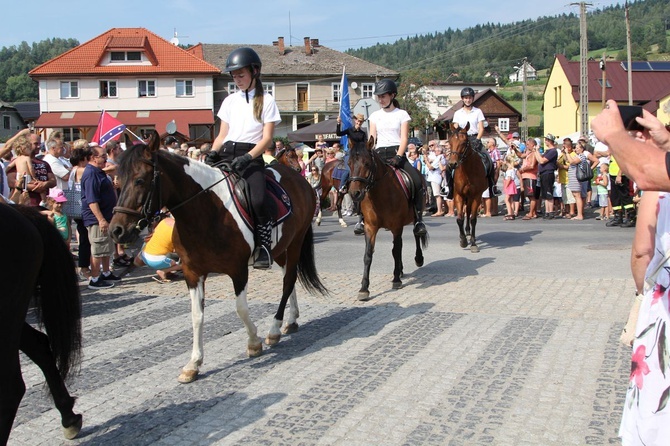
[
  {"x1": 17, "y1": 206, "x2": 82, "y2": 380},
  {"x1": 296, "y1": 225, "x2": 329, "y2": 296}
]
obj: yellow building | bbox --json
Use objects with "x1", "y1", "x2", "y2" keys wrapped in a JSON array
[{"x1": 543, "y1": 54, "x2": 670, "y2": 139}]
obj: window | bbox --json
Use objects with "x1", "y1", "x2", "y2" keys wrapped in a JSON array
[
  {"x1": 60, "y1": 81, "x2": 79, "y2": 99},
  {"x1": 227, "y1": 82, "x2": 274, "y2": 96},
  {"x1": 110, "y1": 51, "x2": 142, "y2": 62},
  {"x1": 437, "y1": 96, "x2": 450, "y2": 107},
  {"x1": 554, "y1": 86, "x2": 562, "y2": 107},
  {"x1": 498, "y1": 118, "x2": 510, "y2": 132},
  {"x1": 332, "y1": 83, "x2": 341, "y2": 103},
  {"x1": 176, "y1": 79, "x2": 194, "y2": 97},
  {"x1": 99, "y1": 80, "x2": 117, "y2": 98},
  {"x1": 138, "y1": 80, "x2": 156, "y2": 98},
  {"x1": 3, "y1": 116, "x2": 10, "y2": 129},
  {"x1": 361, "y1": 83, "x2": 375, "y2": 99},
  {"x1": 597, "y1": 79, "x2": 612, "y2": 88},
  {"x1": 62, "y1": 128, "x2": 81, "y2": 142}
]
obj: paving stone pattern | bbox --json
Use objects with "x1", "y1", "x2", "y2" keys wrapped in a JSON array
[{"x1": 10, "y1": 268, "x2": 633, "y2": 445}]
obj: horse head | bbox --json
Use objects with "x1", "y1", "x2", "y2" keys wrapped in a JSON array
[
  {"x1": 110, "y1": 130, "x2": 162, "y2": 244},
  {"x1": 447, "y1": 122, "x2": 470, "y2": 169},
  {"x1": 347, "y1": 136, "x2": 376, "y2": 202},
  {"x1": 276, "y1": 148, "x2": 302, "y2": 172}
]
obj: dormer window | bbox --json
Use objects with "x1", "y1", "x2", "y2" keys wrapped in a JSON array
[{"x1": 110, "y1": 51, "x2": 142, "y2": 62}]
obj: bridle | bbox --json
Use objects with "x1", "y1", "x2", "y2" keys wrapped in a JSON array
[
  {"x1": 447, "y1": 131, "x2": 473, "y2": 170},
  {"x1": 113, "y1": 150, "x2": 228, "y2": 231},
  {"x1": 348, "y1": 150, "x2": 384, "y2": 195}
]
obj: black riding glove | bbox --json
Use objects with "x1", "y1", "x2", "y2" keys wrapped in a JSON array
[
  {"x1": 205, "y1": 150, "x2": 222, "y2": 166},
  {"x1": 389, "y1": 155, "x2": 403, "y2": 167},
  {"x1": 231, "y1": 153, "x2": 253, "y2": 173}
]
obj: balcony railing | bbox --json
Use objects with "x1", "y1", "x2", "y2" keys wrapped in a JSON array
[{"x1": 274, "y1": 99, "x2": 353, "y2": 113}]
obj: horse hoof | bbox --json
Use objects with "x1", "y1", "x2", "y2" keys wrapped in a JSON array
[
  {"x1": 470, "y1": 245, "x2": 480, "y2": 253},
  {"x1": 178, "y1": 368, "x2": 199, "y2": 384},
  {"x1": 62, "y1": 414, "x2": 82, "y2": 440},
  {"x1": 415, "y1": 257, "x2": 424, "y2": 267},
  {"x1": 392, "y1": 281, "x2": 403, "y2": 290},
  {"x1": 460, "y1": 240, "x2": 468, "y2": 248},
  {"x1": 266, "y1": 333, "x2": 281, "y2": 346},
  {"x1": 247, "y1": 341, "x2": 263, "y2": 357},
  {"x1": 316, "y1": 220, "x2": 321, "y2": 226},
  {"x1": 358, "y1": 291, "x2": 371, "y2": 301},
  {"x1": 339, "y1": 220, "x2": 348, "y2": 227},
  {"x1": 281, "y1": 322, "x2": 299, "y2": 335}
]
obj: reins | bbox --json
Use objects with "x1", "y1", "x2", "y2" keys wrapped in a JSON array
[
  {"x1": 447, "y1": 132, "x2": 473, "y2": 170},
  {"x1": 113, "y1": 151, "x2": 232, "y2": 231},
  {"x1": 348, "y1": 149, "x2": 391, "y2": 194}
]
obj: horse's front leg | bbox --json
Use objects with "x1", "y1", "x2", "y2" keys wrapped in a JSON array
[
  {"x1": 414, "y1": 232, "x2": 424, "y2": 267},
  {"x1": 179, "y1": 276, "x2": 206, "y2": 384},
  {"x1": 391, "y1": 232, "x2": 403, "y2": 289},
  {"x1": 358, "y1": 229, "x2": 377, "y2": 301},
  {"x1": 469, "y1": 201, "x2": 480, "y2": 253},
  {"x1": 231, "y1": 273, "x2": 263, "y2": 357},
  {"x1": 455, "y1": 197, "x2": 468, "y2": 248}
]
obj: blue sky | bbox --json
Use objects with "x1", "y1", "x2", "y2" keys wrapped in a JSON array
[{"x1": 3, "y1": 0, "x2": 623, "y2": 51}]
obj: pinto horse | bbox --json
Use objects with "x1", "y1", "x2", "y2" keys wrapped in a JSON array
[
  {"x1": 0, "y1": 204, "x2": 82, "y2": 444},
  {"x1": 347, "y1": 137, "x2": 428, "y2": 301},
  {"x1": 110, "y1": 132, "x2": 327, "y2": 383},
  {"x1": 446, "y1": 122, "x2": 488, "y2": 253},
  {"x1": 315, "y1": 159, "x2": 348, "y2": 227}
]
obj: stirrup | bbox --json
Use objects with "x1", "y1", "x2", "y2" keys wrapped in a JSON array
[
  {"x1": 253, "y1": 245, "x2": 272, "y2": 270},
  {"x1": 413, "y1": 221, "x2": 427, "y2": 236}
]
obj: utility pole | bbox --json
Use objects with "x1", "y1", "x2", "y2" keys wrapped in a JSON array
[
  {"x1": 572, "y1": 2, "x2": 592, "y2": 137},
  {"x1": 521, "y1": 57, "x2": 528, "y2": 142},
  {"x1": 600, "y1": 53, "x2": 607, "y2": 109},
  {"x1": 625, "y1": 1, "x2": 633, "y2": 105}
]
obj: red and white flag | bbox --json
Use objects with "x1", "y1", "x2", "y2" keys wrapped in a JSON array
[{"x1": 91, "y1": 111, "x2": 126, "y2": 145}]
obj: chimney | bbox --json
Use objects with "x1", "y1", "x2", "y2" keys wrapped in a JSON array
[
  {"x1": 304, "y1": 37, "x2": 311, "y2": 56},
  {"x1": 278, "y1": 37, "x2": 285, "y2": 55},
  {"x1": 310, "y1": 38, "x2": 319, "y2": 48}
]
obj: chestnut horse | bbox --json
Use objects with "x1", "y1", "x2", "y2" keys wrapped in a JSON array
[
  {"x1": 275, "y1": 147, "x2": 302, "y2": 173},
  {"x1": 347, "y1": 137, "x2": 428, "y2": 301},
  {"x1": 446, "y1": 122, "x2": 488, "y2": 253},
  {"x1": 110, "y1": 132, "x2": 327, "y2": 383},
  {"x1": 0, "y1": 204, "x2": 82, "y2": 444},
  {"x1": 315, "y1": 159, "x2": 348, "y2": 227}
]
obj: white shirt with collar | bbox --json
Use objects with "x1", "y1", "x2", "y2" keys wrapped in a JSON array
[{"x1": 453, "y1": 106, "x2": 485, "y2": 136}]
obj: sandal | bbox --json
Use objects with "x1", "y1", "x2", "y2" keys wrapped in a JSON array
[
  {"x1": 151, "y1": 276, "x2": 172, "y2": 284},
  {"x1": 113, "y1": 256, "x2": 131, "y2": 267},
  {"x1": 504, "y1": 215, "x2": 515, "y2": 220}
]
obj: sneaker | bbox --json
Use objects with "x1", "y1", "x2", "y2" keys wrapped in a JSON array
[
  {"x1": 102, "y1": 272, "x2": 122, "y2": 281},
  {"x1": 88, "y1": 278, "x2": 114, "y2": 290},
  {"x1": 492, "y1": 186, "x2": 502, "y2": 197}
]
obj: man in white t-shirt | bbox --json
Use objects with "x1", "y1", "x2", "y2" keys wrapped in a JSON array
[
  {"x1": 451, "y1": 87, "x2": 501, "y2": 196},
  {"x1": 42, "y1": 138, "x2": 71, "y2": 192}
]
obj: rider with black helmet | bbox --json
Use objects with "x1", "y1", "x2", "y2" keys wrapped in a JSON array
[
  {"x1": 206, "y1": 47, "x2": 281, "y2": 269},
  {"x1": 365, "y1": 78, "x2": 427, "y2": 237},
  {"x1": 451, "y1": 87, "x2": 502, "y2": 197}
]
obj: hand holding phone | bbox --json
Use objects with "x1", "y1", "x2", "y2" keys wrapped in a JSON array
[{"x1": 619, "y1": 105, "x2": 644, "y2": 131}]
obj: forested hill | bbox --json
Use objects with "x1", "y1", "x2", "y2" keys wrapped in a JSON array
[{"x1": 346, "y1": 0, "x2": 669, "y2": 84}]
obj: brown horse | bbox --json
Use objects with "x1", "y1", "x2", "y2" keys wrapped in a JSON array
[
  {"x1": 446, "y1": 122, "x2": 488, "y2": 253},
  {"x1": 347, "y1": 136, "x2": 428, "y2": 301},
  {"x1": 275, "y1": 148, "x2": 302, "y2": 172},
  {"x1": 110, "y1": 131, "x2": 327, "y2": 383},
  {"x1": 315, "y1": 159, "x2": 348, "y2": 227}
]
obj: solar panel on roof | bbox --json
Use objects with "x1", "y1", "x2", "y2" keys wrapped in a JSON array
[{"x1": 621, "y1": 61, "x2": 670, "y2": 71}]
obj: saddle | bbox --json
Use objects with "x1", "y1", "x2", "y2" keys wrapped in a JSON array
[
  {"x1": 226, "y1": 170, "x2": 292, "y2": 231},
  {"x1": 390, "y1": 166, "x2": 413, "y2": 201}
]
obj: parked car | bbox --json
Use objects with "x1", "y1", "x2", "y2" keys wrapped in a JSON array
[{"x1": 408, "y1": 137, "x2": 423, "y2": 148}]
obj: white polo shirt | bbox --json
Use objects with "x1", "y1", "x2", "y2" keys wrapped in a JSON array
[{"x1": 218, "y1": 89, "x2": 281, "y2": 144}]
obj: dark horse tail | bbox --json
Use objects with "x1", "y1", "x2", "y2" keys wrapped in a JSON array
[
  {"x1": 17, "y1": 206, "x2": 82, "y2": 380},
  {"x1": 296, "y1": 225, "x2": 328, "y2": 296}
]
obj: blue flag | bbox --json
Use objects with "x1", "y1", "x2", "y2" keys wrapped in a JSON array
[{"x1": 339, "y1": 67, "x2": 353, "y2": 151}]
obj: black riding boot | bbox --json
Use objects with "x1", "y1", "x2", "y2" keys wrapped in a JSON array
[
  {"x1": 446, "y1": 170, "x2": 454, "y2": 200},
  {"x1": 413, "y1": 190, "x2": 427, "y2": 236},
  {"x1": 253, "y1": 220, "x2": 273, "y2": 270},
  {"x1": 621, "y1": 209, "x2": 636, "y2": 228}
]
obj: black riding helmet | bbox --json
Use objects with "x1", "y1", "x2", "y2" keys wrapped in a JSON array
[
  {"x1": 374, "y1": 79, "x2": 398, "y2": 96},
  {"x1": 460, "y1": 87, "x2": 475, "y2": 98},
  {"x1": 225, "y1": 47, "x2": 262, "y2": 74}
]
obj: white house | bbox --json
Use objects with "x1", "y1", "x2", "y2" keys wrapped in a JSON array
[{"x1": 508, "y1": 63, "x2": 538, "y2": 83}]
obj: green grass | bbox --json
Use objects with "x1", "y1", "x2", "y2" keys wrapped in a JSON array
[{"x1": 506, "y1": 100, "x2": 543, "y2": 126}]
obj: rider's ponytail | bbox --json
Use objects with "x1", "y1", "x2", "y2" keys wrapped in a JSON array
[{"x1": 253, "y1": 70, "x2": 264, "y2": 123}]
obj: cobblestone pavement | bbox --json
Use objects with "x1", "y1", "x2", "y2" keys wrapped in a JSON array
[{"x1": 10, "y1": 216, "x2": 634, "y2": 445}]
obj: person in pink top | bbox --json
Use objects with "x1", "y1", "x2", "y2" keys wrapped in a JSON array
[{"x1": 519, "y1": 137, "x2": 540, "y2": 219}]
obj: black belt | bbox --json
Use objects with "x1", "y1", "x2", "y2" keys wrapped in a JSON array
[{"x1": 223, "y1": 141, "x2": 255, "y2": 151}]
